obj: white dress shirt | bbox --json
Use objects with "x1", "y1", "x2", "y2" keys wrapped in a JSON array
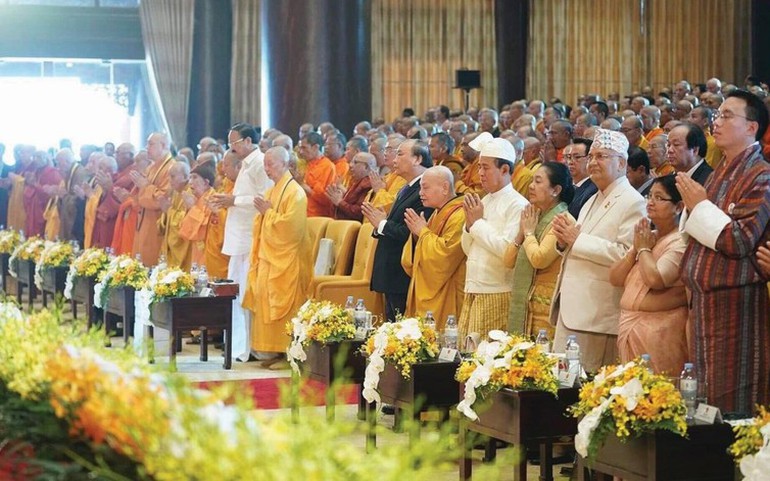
[
  {"x1": 222, "y1": 148, "x2": 272, "y2": 256},
  {"x1": 461, "y1": 183, "x2": 528, "y2": 293}
]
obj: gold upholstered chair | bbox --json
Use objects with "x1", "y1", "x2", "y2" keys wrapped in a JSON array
[{"x1": 306, "y1": 216, "x2": 332, "y2": 262}]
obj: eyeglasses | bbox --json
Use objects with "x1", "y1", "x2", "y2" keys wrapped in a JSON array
[
  {"x1": 227, "y1": 138, "x2": 246, "y2": 149},
  {"x1": 714, "y1": 110, "x2": 752, "y2": 122},
  {"x1": 563, "y1": 153, "x2": 588, "y2": 161},
  {"x1": 645, "y1": 193, "x2": 675, "y2": 203}
]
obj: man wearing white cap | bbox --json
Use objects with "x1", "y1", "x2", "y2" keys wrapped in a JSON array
[
  {"x1": 459, "y1": 137, "x2": 528, "y2": 341},
  {"x1": 549, "y1": 129, "x2": 646, "y2": 373}
]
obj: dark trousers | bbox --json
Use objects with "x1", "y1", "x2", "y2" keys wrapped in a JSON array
[{"x1": 384, "y1": 292, "x2": 407, "y2": 322}]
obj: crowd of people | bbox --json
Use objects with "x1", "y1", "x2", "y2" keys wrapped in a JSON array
[{"x1": 3, "y1": 75, "x2": 769, "y2": 414}]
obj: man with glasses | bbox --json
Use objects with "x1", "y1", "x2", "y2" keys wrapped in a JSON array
[
  {"x1": 550, "y1": 129, "x2": 646, "y2": 373},
  {"x1": 666, "y1": 123, "x2": 713, "y2": 186},
  {"x1": 565, "y1": 138, "x2": 596, "y2": 219},
  {"x1": 365, "y1": 135, "x2": 407, "y2": 216},
  {"x1": 620, "y1": 115, "x2": 649, "y2": 152},
  {"x1": 677, "y1": 89, "x2": 770, "y2": 414}
]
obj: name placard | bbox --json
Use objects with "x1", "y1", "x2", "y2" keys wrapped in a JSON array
[
  {"x1": 438, "y1": 347, "x2": 459, "y2": 362},
  {"x1": 354, "y1": 327, "x2": 369, "y2": 340},
  {"x1": 694, "y1": 403, "x2": 722, "y2": 424}
]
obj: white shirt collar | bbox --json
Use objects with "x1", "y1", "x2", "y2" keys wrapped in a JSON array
[
  {"x1": 686, "y1": 158, "x2": 705, "y2": 177},
  {"x1": 487, "y1": 182, "x2": 514, "y2": 200},
  {"x1": 574, "y1": 177, "x2": 589, "y2": 188}
]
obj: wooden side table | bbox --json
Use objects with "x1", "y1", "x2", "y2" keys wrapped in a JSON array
[
  {"x1": 40, "y1": 266, "x2": 68, "y2": 308},
  {"x1": 103, "y1": 286, "x2": 136, "y2": 345},
  {"x1": 70, "y1": 276, "x2": 98, "y2": 327},
  {"x1": 366, "y1": 360, "x2": 460, "y2": 449},
  {"x1": 150, "y1": 295, "x2": 235, "y2": 369},
  {"x1": 576, "y1": 421, "x2": 736, "y2": 481},
  {"x1": 14, "y1": 259, "x2": 36, "y2": 310},
  {"x1": 459, "y1": 387, "x2": 578, "y2": 481},
  {"x1": 300, "y1": 339, "x2": 367, "y2": 421}
]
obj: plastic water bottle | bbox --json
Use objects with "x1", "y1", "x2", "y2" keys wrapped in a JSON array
[
  {"x1": 354, "y1": 299, "x2": 367, "y2": 330},
  {"x1": 135, "y1": 252, "x2": 142, "y2": 263},
  {"x1": 345, "y1": 296, "x2": 355, "y2": 322},
  {"x1": 190, "y1": 262, "x2": 199, "y2": 288},
  {"x1": 443, "y1": 315, "x2": 458, "y2": 350},
  {"x1": 640, "y1": 354, "x2": 653, "y2": 373},
  {"x1": 565, "y1": 335, "x2": 581, "y2": 386},
  {"x1": 197, "y1": 265, "x2": 209, "y2": 294},
  {"x1": 424, "y1": 311, "x2": 436, "y2": 332},
  {"x1": 535, "y1": 329, "x2": 551, "y2": 353},
  {"x1": 680, "y1": 363, "x2": 697, "y2": 420}
]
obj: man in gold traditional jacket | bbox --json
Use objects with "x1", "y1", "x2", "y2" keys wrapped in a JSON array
[
  {"x1": 401, "y1": 166, "x2": 466, "y2": 330},
  {"x1": 243, "y1": 146, "x2": 312, "y2": 370}
]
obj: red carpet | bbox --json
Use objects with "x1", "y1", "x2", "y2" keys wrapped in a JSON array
[{"x1": 193, "y1": 378, "x2": 360, "y2": 410}]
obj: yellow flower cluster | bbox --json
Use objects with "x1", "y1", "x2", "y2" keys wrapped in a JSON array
[
  {"x1": 0, "y1": 229, "x2": 21, "y2": 254},
  {"x1": 455, "y1": 334, "x2": 559, "y2": 398},
  {"x1": 14, "y1": 236, "x2": 46, "y2": 262},
  {"x1": 70, "y1": 247, "x2": 110, "y2": 278},
  {"x1": 150, "y1": 266, "x2": 195, "y2": 302},
  {"x1": 287, "y1": 299, "x2": 356, "y2": 344},
  {"x1": 730, "y1": 405, "x2": 770, "y2": 461},
  {"x1": 571, "y1": 360, "x2": 687, "y2": 457},
  {"x1": 364, "y1": 318, "x2": 439, "y2": 378},
  {"x1": 37, "y1": 241, "x2": 75, "y2": 268},
  {"x1": 99, "y1": 255, "x2": 149, "y2": 290}
]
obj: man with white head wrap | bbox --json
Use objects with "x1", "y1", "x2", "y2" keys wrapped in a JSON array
[{"x1": 549, "y1": 129, "x2": 646, "y2": 373}]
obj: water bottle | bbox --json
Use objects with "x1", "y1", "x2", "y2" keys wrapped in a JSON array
[
  {"x1": 190, "y1": 262, "x2": 199, "y2": 288},
  {"x1": 197, "y1": 265, "x2": 209, "y2": 294},
  {"x1": 640, "y1": 354, "x2": 653, "y2": 373},
  {"x1": 135, "y1": 252, "x2": 142, "y2": 263},
  {"x1": 565, "y1": 335, "x2": 581, "y2": 386},
  {"x1": 354, "y1": 299, "x2": 367, "y2": 330},
  {"x1": 680, "y1": 363, "x2": 697, "y2": 420},
  {"x1": 443, "y1": 315, "x2": 458, "y2": 350},
  {"x1": 345, "y1": 295, "x2": 355, "y2": 322},
  {"x1": 424, "y1": 311, "x2": 436, "y2": 333},
  {"x1": 535, "y1": 329, "x2": 551, "y2": 353}
]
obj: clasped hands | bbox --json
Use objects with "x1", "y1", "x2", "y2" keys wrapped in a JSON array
[{"x1": 552, "y1": 213, "x2": 580, "y2": 250}]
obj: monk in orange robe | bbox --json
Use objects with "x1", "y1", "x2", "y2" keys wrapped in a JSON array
[
  {"x1": 456, "y1": 132, "x2": 491, "y2": 196},
  {"x1": 6, "y1": 144, "x2": 35, "y2": 232},
  {"x1": 180, "y1": 161, "x2": 223, "y2": 273},
  {"x1": 297, "y1": 132, "x2": 336, "y2": 217},
  {"x1": 109, "y1": 151, "x2": 148, "y2": 255},
  {"x1": 132, "y1": 133, "x2": 173, "y2": 266},
  {"x1": 95, "y1": 145, "x2": 137, "y2": 249}
]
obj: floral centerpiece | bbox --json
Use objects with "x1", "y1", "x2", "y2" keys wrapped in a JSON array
[
  {"x1": 8, "y1": 236, "x2": 46, "y2": 278},
  {"x1": 361, "y1": 316, "x2": 439, "y2": 404},
  {"x1": 147, "y1": 266, "x2": 195, "y2": 305},
  {"x1": 93, "y1": 255, "x2": 148, "y2": 309},
  {"x1": 570, "y1": 359, "x2": 687, "y2": 460},
  {"x1": 286, "y1": 299, "x2": 356, "y2": 373},
  {"x1": 455, "y1": 330, "x2": 559, "y2": 421},
  {"x1": 0, "y1": 229, "x2": 21, "y2": 254},
  {"x1": 730, "y1": 406, "x2": 770, "y2": 480},
  {"x1": 34, "y1": 240, "x2": 75, "y2": 290},
  {"x1": 64, "y1": 247, "x2": 110, "y2": 299}
]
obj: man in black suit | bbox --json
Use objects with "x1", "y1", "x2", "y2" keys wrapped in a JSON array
[
  {"x1": 565, "y1": 138, "x2": 597, "y2": 219},
  {"x1": 362, "y1": 139, "x2": 434, "y2": 321},
  {"x1": 627, "y1": 146, "x2": 654, "y2": 197},
  {"x1": 667, "y1": 123, "x2": 713, "y2": 186}
]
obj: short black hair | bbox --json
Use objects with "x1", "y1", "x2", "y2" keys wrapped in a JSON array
[
  {"x1": 652, "y1": 174, "x2": 682, "y2": 203},
  {"x1": 676, "y1": 122, "x2": 708, "y2": 158},
  {"x1": 571, "y1": 137, "x2": 593, "y2": 152},
  {"x1": 541, "y1": 161, "x2": 575, "y2": 204},
  {"x1": 302, "y1": 131, "x2": 324, "y2": 147},
  {"x1": 725, "y1": 89, "x2": 769, "y2": 141},
  {"x1": 439, "y1": 105, "x2": 450, "y2": 119},
  {"x1": 230, "y1": 122, "x2": 260, "y2": 144},
  {"x1": 592, "y1": 101, "x2": 609, "y2": 119},
  {"x1": 627, "y1": 146, "x2": 650, "y2": 174},
  {"x1": 402, "y1": 107, "x2": 415, "y2": 117},
  {"x1": 431, "y1": 132, "x2": 455, "y2": 154},
  {"x1": 328, "y1": 132, "x2": 347, "y2": 146},
  {"x1": 410, "y1": 140, "x2": 433, "y2": 168}
]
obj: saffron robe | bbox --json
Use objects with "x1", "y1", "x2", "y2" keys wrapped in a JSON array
[
  {"x1": 305, "y1": 156, "x2": 336, "y2": 217},
  {"x1": 111, "y1": 197, "x2": 138, "y2": 256},
  {"x1": 456, "y1": 159, "x2": 484, "y2": 196},
  {"x1": 680, "y1": 143, "x2": 770, "y2": 414},
  {"x1": 365, "y1": 173, "x2": 407, "y2": 215},
  {"x1": 704, "y1": 133, "x2": 723, "y2": 169},
  {"x1": 132, "y1": 155, "x2": 173, "y2": 266},
  {"x1": 653, "y1": 162, "x2": 676, "y2": 177},
  {"x1": 333, "y1": 159, "x2": 350, "y2": 187},
  {"x1": 644, "y1": 127, "x2": 664, "y2": 142},
  {"x1": 159, "y1": 188, "x2": 192, "y2": 271},
  {"x1": 512, "y1": 161, "x2": 541, "y2": 197},
  {"x1": 83, "y1": 182, "x2": 102, "y2": 248},
  {"x1": 436, "y1": 155, "x2": 466, "y2": 182},
  {"x1": 7, "y1": 172, "x2": 27, "y2": 231},
  {"x1": 243, "y1": 171, "x2": 312, "y2": 353},
  {"x1": 180, "y1": 188, "x2": 229, "y2": 277},
  {"x1": 24, "y1": 166, "x2": 62, "y2": 238},
  {"x1": 401, "y1": 196, "x2": 467, "y2": 331}
]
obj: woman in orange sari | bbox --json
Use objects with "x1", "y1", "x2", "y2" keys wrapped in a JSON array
[{"x1": 609, "y1": 175, "x2": 688, "y2": 375}]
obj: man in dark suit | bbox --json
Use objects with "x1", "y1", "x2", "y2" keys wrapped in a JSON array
[
  {"x1": 667, "y1": 123, "x2": 713, "y2": 186},
  {"x1": 627, "y1": 146, "x2": 654, "y2": 197},
  {"x1": 362, "y1": 139, "x2": 434, "y2": 321},
  {"x1": 565, "y1": 138, "x2": 597, "y2": 219}
]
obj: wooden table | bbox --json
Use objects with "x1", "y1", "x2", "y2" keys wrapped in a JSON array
[
  {"x1": 150, "y1": 295, "x2": 235, "y2": 369},
  {"x1": 70, "y1": 275, "x2": 97, "y2": 327},
  {"x1": 39, "y1": 266, "x2": 67, "y2": 308},
  {"x1": 103, "y1": 286, "x2": 135, "y2": 345},
  {"x1": 576, "y1": 421, "x2": 736, "y2": 481},
  {"x1": 460, "y1": 387, "x2": 579, "y2": 481},
  {"x1": 14, "y1": 259, "x2": 36, "y2": 309},
  {"x1": 366, "y1": 360, "x2": 460, "y2": 449},
  {"x1": 0, "y1": 252, "x2": 10, "y2": 294},
  {"x1": 300, "y1": 339, "x2": 367, "y2": 421}
]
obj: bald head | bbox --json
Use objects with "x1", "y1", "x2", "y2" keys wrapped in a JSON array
[
  {"x1": 98, "y1": 155, "x2": 118, "y2": 174},
  {"x1": 147, "y1": 132, "x2": 170, "y2": 162},
  {"x1": 221, "y1": 150, "x2": 241, "y2": 182},
  {"x1": 264, "y1": 146, "x2": 290, "y2": 182},
  {"x1": 272, "y1": 134, "x2": 294, "y2": 151},
  {"x1": 420, "y1": 166, "x2": 455, "y2": 208},
  {"x1": 169, "y1": 161, "x2": 190, "y2": 191}
]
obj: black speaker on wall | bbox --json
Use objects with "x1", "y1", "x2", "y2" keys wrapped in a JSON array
[{"x1": 455, "y1": 69, "x2": 481, "y2": 90}]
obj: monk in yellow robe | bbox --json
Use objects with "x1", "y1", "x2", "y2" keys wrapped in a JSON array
[
  {"x1": 401, "y1": 166, "x2": 466, "y2": 330},
  {"x1": 456, "y1": 132, "x2": 491, "y2": 196},
  {"x1": 82, "y1": 154, "x2": 117, "y2": 248},
  {"x1": 132, "y1": 133, "x2": 173, "y2": 266},
  {"x1": 158, "y1": 162, "x2": 192, "y2": 271},
  {"x1": 243, "y1": 146, "x2": 312, "y2": 368},
  {"x1": 180, "y1": 160, "x2": 228, "y2": 276},
  {"x1": 6, "y1": 144, "x2": 35, "y2": 231}
]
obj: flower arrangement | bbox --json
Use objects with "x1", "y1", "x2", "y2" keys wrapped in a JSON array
[
  {"x1": 93, "y1": 255, "x2": 148, "y2": 309},
  {"x1": 730, "y1": 406, "x2": 770, "y2": 480},
  {"x1": 0, "y1": 229, "x2": 21, "y2": 254},
  {"x1": 362, "y1": 317, "x2": 439, "y2": 404},
  {"x1": 8, "y1": 236, "x2": 45, "y2": 277},
  {"x1": 287, "y1": 299, "x2": 356, "y2": 373},
  {"x1": 570, "y1": 359, "x2": 687, "y2": 460},
  {"x1": 147, "y1": 266, "x2": 195, "y2": 304},
  {"x1": 455, "y1": 330, "x2": 559, "y2": 420},
  {"x1": 34, "y1": 241, "x2": 75, "y2": 290},
  {"x1": 64, "y1": 247, "x2": 110, "y2": 299}
]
